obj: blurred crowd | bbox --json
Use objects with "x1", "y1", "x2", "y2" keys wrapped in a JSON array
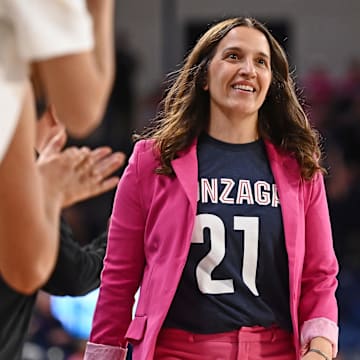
[{"x1": 302, "y1": 59, "x2": 360, "y2": 359}]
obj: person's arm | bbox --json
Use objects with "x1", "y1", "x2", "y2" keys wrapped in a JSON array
[
  {"x1": 0, "y1": 84, "x2": 62, "y2": 294},
  {"x1": 43, "y1": 218, "x2": 107, "y2": 296},
  {"x1": 39, "y1": 147, "x2": 123, "y2": 294},
  {"x1": 35, "y1": 113, "x2": 124, "y2": 295},
  {"x1": 34, "y1": 0, "x2": 115, "y2": 138},
  {"x1": 0, "y1": 83, "x2": 91, "y2": 294},
  {"x1": 85, "y1": 141, "x2": 149, "y2": 360},
  {"x1": 299, "y1": 173, "x2": 339, "y2": 359}
]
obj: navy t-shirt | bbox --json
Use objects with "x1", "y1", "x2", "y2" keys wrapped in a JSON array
[{"x1": 164, "y1": 133, "x2": 292, "y2": 333}]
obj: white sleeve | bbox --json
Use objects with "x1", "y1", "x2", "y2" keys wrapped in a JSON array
[{"x1": 9, "y1": 0, "x2": 94, "y2": 61}]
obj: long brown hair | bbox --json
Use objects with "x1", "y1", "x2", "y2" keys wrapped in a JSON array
[{"x1": 138, "y1": 17, "x2": 324, "y2": 180}]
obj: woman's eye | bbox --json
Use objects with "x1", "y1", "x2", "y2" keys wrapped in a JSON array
[
  {"x1": 258, "y1": 58, "x2": 266, "y2": 65},
  {"x1": 227, "y1": 53, "x2": 238, "y2": 60}
]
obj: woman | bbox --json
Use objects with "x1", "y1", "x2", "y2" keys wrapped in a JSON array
[{"x1": 85, "y1": 17, "x2": 338, "y2": 360}]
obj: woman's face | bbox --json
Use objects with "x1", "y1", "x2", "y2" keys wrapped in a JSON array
[{"x1": 205, "y1": 26, "x2": 272, "y2": 121}]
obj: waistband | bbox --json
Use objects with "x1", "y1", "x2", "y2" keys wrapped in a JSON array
[{"x1": 159, "y1": 325, "x2": 293, "y2": 343}]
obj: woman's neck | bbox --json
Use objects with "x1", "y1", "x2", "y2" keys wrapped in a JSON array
[{"x1": 207, "y1": 112, "x2": 259, "y2": 144}]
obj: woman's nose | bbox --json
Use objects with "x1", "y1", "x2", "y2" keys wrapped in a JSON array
[{"x1": 239, "y1": 58, "x2": 256, "y2": 77}]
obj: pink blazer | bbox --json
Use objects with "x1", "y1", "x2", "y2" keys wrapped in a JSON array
[{"x1": 85, "y1": 139, "x2": 338, "y2": 360}]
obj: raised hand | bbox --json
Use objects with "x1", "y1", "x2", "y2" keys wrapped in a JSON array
[
  {"x1": 36, "y1": 107, "x2": 126, "y2": 207},
  {"x1": 61, "y1": 146, "x2": 125, "y2": 207},
  {"x1": 36, "y1": 126, "x2": 92, "y2": 207}
]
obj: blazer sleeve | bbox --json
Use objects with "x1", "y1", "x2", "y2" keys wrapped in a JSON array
[
  {"x1": 86, "y1": 141, "x2": 148, "y2": 357},
  {"x1": 42, "y1": 217, "x2": 107, "y2": 296},
  {"x1": 299, "y1": 172, "x2": 339, "y2": 356}
]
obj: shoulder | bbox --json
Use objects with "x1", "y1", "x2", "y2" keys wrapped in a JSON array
[
  {"x1": 133, "y1": 139, "x2": 156, "y2": 153},
  {"x1": 132, "y1": 139, "x2": 159, "y2": 159},
  {"x1": 130, "y1": 139, "x2": 160, "y2": 174}
]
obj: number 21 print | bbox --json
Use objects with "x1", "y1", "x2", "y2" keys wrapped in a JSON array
[{"x1": 191, "y1": 214, "x2": 259, "y2": 296}]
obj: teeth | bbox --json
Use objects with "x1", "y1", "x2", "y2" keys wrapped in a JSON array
[{"x1": 233, "y1": 84, "x2": 254, "y2": 92}]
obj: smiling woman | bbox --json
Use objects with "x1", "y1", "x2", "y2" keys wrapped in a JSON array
[
  {"x1": 84, "y1": 17, "x2": 338, "y2": 360},
  {"x1": 204, "y1": 26, "x2": 272, "y2": 144}
]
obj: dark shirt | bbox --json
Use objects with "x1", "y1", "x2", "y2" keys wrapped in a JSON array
[
  {"x1": 0, "y1": 218, "x2": 107, "y2": 360},
  {"x1": 165, "y1": 134, "x2": 292, "y2": 333}
]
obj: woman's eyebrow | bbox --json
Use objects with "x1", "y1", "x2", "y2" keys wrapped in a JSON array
[{"x1": 222, "y1": 46, "x2": 270, "y2": 59}]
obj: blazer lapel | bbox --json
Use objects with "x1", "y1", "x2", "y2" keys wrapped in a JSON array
[{"x1": 171, "y1": 139, "x2": 198, "y2": 215}]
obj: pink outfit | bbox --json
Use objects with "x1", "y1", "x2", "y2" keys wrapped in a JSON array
[
  {"x1": 85, "y1": 139, "x2": 338, "y2": 360},
  {"x1": 154, "y1": 326, "x2": 295, "y2": 359}
]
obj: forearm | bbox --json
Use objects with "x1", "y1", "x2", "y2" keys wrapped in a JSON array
[
  {"x1": 0, "y1": 84, "x2": 61, "y2": 294},
  {"x1": 87, "y1": 0, "x2": 115, "y2": 96},
  {"x1": 35, "y1": 0, "x2": 115, "y2": 138},
  {"x1": 43, "y1": 222, "x2": 106, "y2": 296},
  {"x1": 0, "y1": 190, "x2": 61, "y2": 295},
  {"x1": 300, "y1": 176, "x2": 339, "y2": 359},
  {"x1": 82, "y1": 0, "x2": 115, "y2": 129}
]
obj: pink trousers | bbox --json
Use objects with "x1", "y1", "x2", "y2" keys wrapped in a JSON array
[{"x1": 154, "y1": 325, "x2": 296, "y2": 360}]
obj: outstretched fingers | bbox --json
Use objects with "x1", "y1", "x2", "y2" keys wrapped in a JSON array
[{"x1": 92, "y1": 151, "x2": 126, "y2": 180}]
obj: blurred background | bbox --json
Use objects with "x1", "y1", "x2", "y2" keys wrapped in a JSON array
[{"x1": 22, "y1": 1, "x2": 360, "y2": 359}]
